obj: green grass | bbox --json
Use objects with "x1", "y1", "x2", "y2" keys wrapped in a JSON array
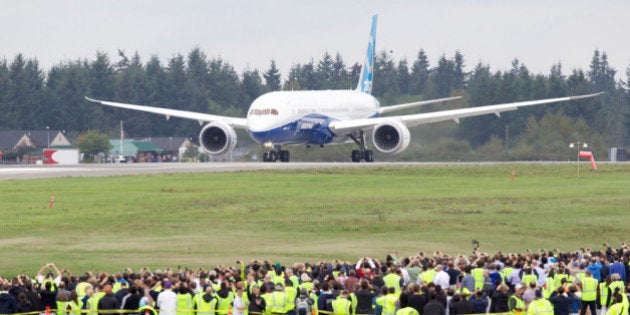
[{"x1": 1, "y1": 163, "x2": 629, "y2": 276}]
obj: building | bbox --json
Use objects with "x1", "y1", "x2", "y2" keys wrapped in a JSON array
[
  {"x1": 0, "y1": 130, "x2": 72, "y2": 163},
  {"x1": 109, "y1": 139, "x2": 164, "y2": 163},
  {"x1": 143, "y1": 137, "x2": 193, "y2": 161}
]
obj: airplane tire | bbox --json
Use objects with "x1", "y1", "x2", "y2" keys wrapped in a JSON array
[
  {"x1": 279, "y1": 150, "x2": 290, "y2": 162},
  {"x1": 364, "y1": 150, "x2": 374, "y2": 162},
  {"x1": 269, "y1": 151, "x2": 277, "y2": 162},
  {"x1": 351, "y1": 150, "x2": 361, "y2": 162}
]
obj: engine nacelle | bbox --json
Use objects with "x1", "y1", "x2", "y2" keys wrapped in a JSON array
[
  {"x1": 371, "y1": 120, "x2": 411, "y2": 154},
  {"x1": 199, "y1": 121, "x2": 237, "y2": 155}
]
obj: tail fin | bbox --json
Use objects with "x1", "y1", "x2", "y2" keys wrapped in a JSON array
[{"x1": 356, "y1": 15, "x2": 377, "y2": 94}]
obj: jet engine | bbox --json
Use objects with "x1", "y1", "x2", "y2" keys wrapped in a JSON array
[
  {"x1": 371, "y1": 120, "x2": 410, "y2": 154},
  {"x1": 199, "y1": 121, "x2": 237, "y2": 155}
]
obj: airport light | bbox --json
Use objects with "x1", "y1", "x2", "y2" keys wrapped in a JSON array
[{"x1": 569, "y1": 141, "x2": 588, "y2": 178}]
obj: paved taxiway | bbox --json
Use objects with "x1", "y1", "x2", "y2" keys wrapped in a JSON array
[{"x1": 0, "y1": 162, "x2": 375, "y2": 180}]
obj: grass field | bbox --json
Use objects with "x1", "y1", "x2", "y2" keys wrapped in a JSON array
[{"x1": 1, "y1": 163, "x2": 629, "y2": 276}]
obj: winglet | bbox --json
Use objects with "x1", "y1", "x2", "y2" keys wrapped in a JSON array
[{"x1": 356, "y1": 15, "x2": 377, "y2": 94}]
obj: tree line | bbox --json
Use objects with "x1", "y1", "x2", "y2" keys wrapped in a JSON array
[{"x1": 0, "y1": 47, "x2": 628, "y2": 160}]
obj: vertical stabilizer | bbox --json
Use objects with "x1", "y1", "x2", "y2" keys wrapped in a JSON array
[{"x1": 356, "y1": 15, "x2": 377, "y2": 94}]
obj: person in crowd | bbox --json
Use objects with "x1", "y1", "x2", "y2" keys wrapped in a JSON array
[
  {"x1": 97, "y1": 284, "x2": 119, "y2": 315},
  {"x1": 157, "y1": 282, "x2": 177, "y2": 315}
]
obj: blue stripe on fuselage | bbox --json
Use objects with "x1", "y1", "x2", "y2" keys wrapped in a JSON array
[{"x1": 249, "y1": 114, "x2": 340, "y2": 146}]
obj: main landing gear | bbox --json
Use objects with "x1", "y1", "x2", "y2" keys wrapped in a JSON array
[
  {"x1": 349, "y1": 131, "x2": 374, "y2": 163},
  {"x1": 262, "y1": 143, "x2": 290, "y2": 162}
]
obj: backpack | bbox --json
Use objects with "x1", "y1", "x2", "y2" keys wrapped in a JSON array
[{"x1": 296, "y1": 296, "x2": 312, "y2": 315}]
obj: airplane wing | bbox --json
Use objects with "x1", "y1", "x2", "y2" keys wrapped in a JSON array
[
  {"x1": 329, "y1": 92, "x2": 603, "y2": 134},
  {"x1": 377, "y1": 96, "x2": 462, "y2": 115},
  {"x1": 85, "y1": 97, "x2": 248, "y2": 129}
]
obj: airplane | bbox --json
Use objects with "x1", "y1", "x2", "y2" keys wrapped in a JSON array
[{"x1": 86, "y1": 15, "x2": 602, "y2": 163}]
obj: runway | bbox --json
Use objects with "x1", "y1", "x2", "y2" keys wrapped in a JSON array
[
  {"x1": 0, "y1": 161, "x2": 586, "y2": 180},
  {"x1": 0, "y1": 162, "x2": 376, "y2": 180}
]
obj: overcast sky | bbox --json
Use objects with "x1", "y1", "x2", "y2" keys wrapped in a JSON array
[{"x1": 1, "y1": 0, "x2": 629, "y2": 81}]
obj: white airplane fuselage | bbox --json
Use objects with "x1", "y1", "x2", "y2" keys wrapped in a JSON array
[{"x1": 247, "y1": 90, "x2": 380, "y2": 146}]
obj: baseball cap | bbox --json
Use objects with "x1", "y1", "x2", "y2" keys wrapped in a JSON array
[{"x1": 515, "y1": 284, "x2": 523, "y2": 290}]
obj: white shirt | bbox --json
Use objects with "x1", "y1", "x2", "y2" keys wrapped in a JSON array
[
  {"x1": 433, "y1": 270, "x2": 450, "y2": 289},
  {"x1": 157, "y1": 289, "x2": 177, "y2": 315},
  {"x1": 233, "y1": 296, "x2": 245, "y2": 315}
]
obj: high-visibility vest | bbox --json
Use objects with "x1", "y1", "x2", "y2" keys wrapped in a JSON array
[
  {"x1": 575, "y1": 273, "x2": 586, "y2": 284},
  {"x1": 300, "y1": 282, "x2": 313, "y2": 293},
  {"x1": 471, "y1": 268, "x2": 484, "y2": 290},
  {"x1": 57, "y1": 301, "x2": 70, "y2": 315},
  {"x1": 382, "y1": 294, "x2": 397, "y2": 315},
  {"x1": 600, "y1": 283, "x2": 612, "y2": 307},
  {"x1": 543, "y1": 278, "x2": 556, "y2": 299},
  {"x1": 420, "y1": 270, "x2": 436, "y2": 285},
  {"x1": 261, "y1": 293, "x2": 273, "y2": 315},
  {"x1": 527, "y1": 299, "x2": 553, "y2": 315},
  {"x1": 383, "y1": 274, "x2": 401, "y2": 295},
  {"x1": 196, "y1": 294, "x2": 218, "y2": 315},
  {"x1": 522, "y1": 274, "x2": 537, "y2": 286},
  {"x1": 268, "y1": 291, "x2": 287, "y2": 314},
  {"x1": 285, "y1": 287, "x2": 297, "y2": 313},
  {"x1": 509, "y1": 295, "x2": 525, "y2": 315},
  {"x1": 581, "y1": 277, "x2": 598, "y2": 301},
  {"x1": 610, "y1": 281, "x2": 625, "y2": 294},
  {"x1": 502, "y1": 267, "x2": 514, "y2": 283},
  {"x1": 177, "y1": 293, "x2": 193, "y2": 315},
  {"x1": 217, "y1": 295, "x2": 235, "y2": 315},
  {"x1": 331, "y1": 298, "x2": 352, "y2": 315},
  {"x1": 554, "y1": 274, "x2": 569, "y2": 288},
  {"x1": 395, "y1": 307, "x2": 419, "y2": 315},
  {"x1": 607, "y1": 302, "x2": 626, "y2": 315},
  {"x1": 349, "y1": 293, "x2": 357, "y2": 315},
  {"x1": 76, "y1": 282, "x2": 92, "y2": 301},
  {"x1": 68, "y1": 301, "x2": 81, "y2": 315}
]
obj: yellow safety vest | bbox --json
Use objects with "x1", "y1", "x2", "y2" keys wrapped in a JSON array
[
  {"x1": 285, "y1": 287, "x2": 297, "y2": 313},
  {"x1": 471, "y1": 268, "x2": 484, "y2": 290},
  {"x1": 383, "y1": 274, "x2": 402, "y2": 296},
  {"x1": 331, "y1": 298, "x2": 352, "y2": 315},
  {"x1": 600, "y1": 283, "x2": 612, "y2": 307},
  {"x1": 581, "y1": 277, "x2": 598, "y2": 301},
  {"x1": 382, "y1": 294, "x2": 397, "y2": 315},
  {"x1": 527, "y1": 298, "x2": 554, "y2": 315},
  {"x1": 395, "y1": 307, "x2": 419, "y2": 315},
  {"x1": 607, "y1": 302, "x2": 626, "y2": 315},
  {"x1": 177, "y1": 293, "x2": 193, "y2": 315},
  {"x1": 196, "y1": 294, "x2": 218, "y2": 315},
  {"x1": 268, "y1": 291, "x2": 287, "y2": 314},
  {"x1": 509, "y1": 295, "x2": 525, "y2": 315}
]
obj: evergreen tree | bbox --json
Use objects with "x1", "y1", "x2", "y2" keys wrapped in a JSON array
[
  {"x1": 317, "y1": 52, "x2": 335, "y2": 89},
  {"x1": 397, "y1": 59, "x2": 411, "y2": 94},
  {"x1": 332, "y1": 52, "x2": 350, "y2": 89},
  {"x1": 242, "y1": 68, "x2": 265, "y2": 105},
  {"x1": 410, "y1": 49, "x2": 430, "y2": 95},
  {"x1": 453, "y1": 50, "x2": 466, "y2": 90},
  {"x1": 263, "y1": 59, "x2": 281, "y2": 91}
]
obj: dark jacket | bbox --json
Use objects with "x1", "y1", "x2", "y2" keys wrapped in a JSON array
[
  {"x1": 17, "y1": 301, "x2": 37, "y2": 314},
  {"x1": 0, "y1": 293, "x2": 17, "y2": 315},
  {"x1": 423, "y1": 300, "x2": 445, "y2": 315},
  {"x1": 318, "y1": 292, "x2": 336, "y2": 312},
  {"x1": 39, "y1": 289, "x2": 57, "y2": 310},
  {"x1": 450, "y1": 300, "x2": 473, "y2": 315},
  {"x1": 354, "y1": 289, "x2": 376, "y2": 314},
  {"x1": 469, "y1": 296, "x2": 488, "y2": 314},
  {"x1": 408, "y1": 294, "x2": 428, "y2": 315},
  {"x1": 550, "y1": 292, "x2": 575, "y2": 315},
  {"x1": 490, "y1": 291, "x2": 510, "y2": 313},
  {"x1": 98, "y1": 293, "x2": 120, "y2": 315}
]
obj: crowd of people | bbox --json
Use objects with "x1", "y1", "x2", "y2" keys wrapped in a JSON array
[{"x1": 2, "y1": 244, "x2": 630, "y2": 315}]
